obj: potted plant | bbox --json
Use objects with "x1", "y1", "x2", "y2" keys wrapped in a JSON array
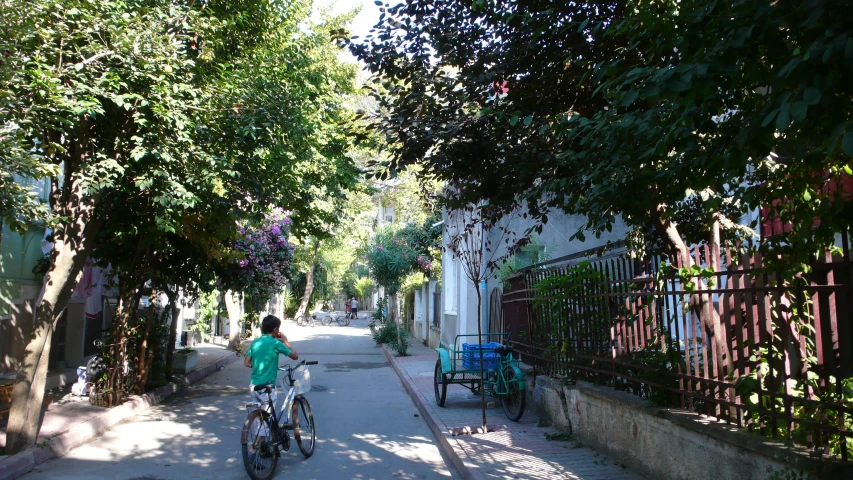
[{"x1": 172, "y1": 347, "x2": 199, "y2": 373}]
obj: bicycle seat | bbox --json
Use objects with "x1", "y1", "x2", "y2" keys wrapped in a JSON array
[
  {"x1": 253, "y1": 384, "x2": 273, "y2": 393},
  {"x1": 493, "y1": 344, "x2": 514, "y2": 356}
]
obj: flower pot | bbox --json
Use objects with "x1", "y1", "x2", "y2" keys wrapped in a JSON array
[{"x1": 172, "y1": 349, "x2": 199, "y2": 373}]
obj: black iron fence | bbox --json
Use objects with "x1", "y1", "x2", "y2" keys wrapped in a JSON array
[{"x1": 502, "y1": 234, "x2": 853, "y2": 460}]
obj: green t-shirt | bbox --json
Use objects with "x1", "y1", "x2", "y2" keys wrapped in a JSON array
[{"x1": 248, "y1": 335, "x2": 293, "y2": 386}]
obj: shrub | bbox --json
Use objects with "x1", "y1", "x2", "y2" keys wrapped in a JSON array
[
  {"x1": 372, "y1": 320, "x2": 398, "y2": 346},
  {"x1": 392, "y1": 329, "x2": 410, "y2": 356}
]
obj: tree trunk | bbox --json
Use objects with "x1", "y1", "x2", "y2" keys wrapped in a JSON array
[
  {"x1": 225, "y1": 290, "x2": 242, "y2": 350},
  {"x1": 476, "y1": 286, "x2": 486, "y2": 431},
  {"x1": 164, "y1": 288, "x2": 179, "y2": 380},
  {"x1": 295, "y1": 242, "x2": 320, "y2": 319},
  {"x1": 388, "y1": 293, "x2": 398, "y2": 323},
  {"x1": 105, "y1": 285, "x2": 142, "y2": 407},
  {"x1": 134, "y1": 288, "x2": 156, "y2": 394},
  {"x1": 4, "y1": 175, "x2": 101, "y2": 455},
  {"x1": 650, "y1": 205, "x2": 735, "y2": 384}
]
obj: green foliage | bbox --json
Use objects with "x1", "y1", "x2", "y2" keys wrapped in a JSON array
[
  {"x1": 240, "y1": 311, "x2": 259, "y2": 339},
  {"x1": 369, "y1": 308, "x2": 410, "y2": 356},
  {"x1": 376, "y1": 167, "x2": 442, "y2": 227},
  {"x1": 400, "y1": 271, "x2": 426, "y2": 295},
  {"x1": 373, "y1": 297, "x2": 388, "y2": 321},
  {"x1": 352, "y1": 0, "x2": 853, "y2": 272},
  {"x1": 392, "y1": 328, "x2": 410, "y2": 357},
  {"x1": 531, "y1": 261, "x2": 608, "y2": 358},
  {"x1": 372, "y1": 317, "x2": 398, "y2": 346},
  {"x1": 497, "y1": 235, "x2": 552, "y2": 287},
  {"x1": 189, "y1": 290, "x2": 219, "y2": 343},
  {"x1": 282, "y1": 289, "x2": 296, "y2": 318},
  {"x1": 353, "y1": 276, "x2": 375, "y2": 300},
  {"x1": 369, "y1": 295, "x2": 388, "y2": 332},
  {"x1": 365, "y1": 228, "x2": 419, "y2": 295},
  {"x1": 120, "y1": 306, "x2": 172, "y2": 392}
]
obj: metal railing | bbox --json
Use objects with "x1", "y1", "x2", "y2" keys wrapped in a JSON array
[{"x1": 502, "y1": 233, "x2": 853, "y2": 460}]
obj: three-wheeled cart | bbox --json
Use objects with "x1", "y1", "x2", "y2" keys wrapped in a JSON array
[{"x1": 434, "y1": 333, "x2": 526, "y2": 421}]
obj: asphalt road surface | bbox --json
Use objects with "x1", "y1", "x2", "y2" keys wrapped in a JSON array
[{"x1": 23, "y1": 316, "x2": 459, "y2": 480}]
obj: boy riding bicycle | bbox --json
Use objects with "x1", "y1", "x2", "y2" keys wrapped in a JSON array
[
  {"x1": 243, "y1": 315, "x2": 298, "y2": 466},
  {"x1": 244, "y1": 315, "x2": 299, "y2": 396}
]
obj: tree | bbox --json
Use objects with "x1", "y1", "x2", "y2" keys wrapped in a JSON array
[
  {"x1": 445, "y1": 206, "x2": 498, "y2": 433},
  {"x1": 3, "y1": 0, "x2": 363, "y2": 453},
  {"x1": 352, "y1": 0, "x2": 853, "y2": 387},
  {"x1": 353, "y1": 0, "x2": 852, "y2": 263},
  {"x1": 0, "y1": 0, "x2": 58, "y2": 233},
  {"x1": 365, "y1": 228, "x2": 419, "y2": 303},
  {"x1": 292, "y1": 238, "x2": 321, "y2": 320},
  {"x1": 353, "y1": 277, "x2": 375, "y2": 305},
  {"x1": 2, "y1": 0, "x2": 224, "y2": 453}
]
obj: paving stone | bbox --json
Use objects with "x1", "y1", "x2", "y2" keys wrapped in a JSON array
[{"x1": 388, "y1": 343, "x2": 645, "y2": 480}]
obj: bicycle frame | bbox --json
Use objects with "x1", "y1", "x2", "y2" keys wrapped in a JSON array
[
  {"x1": 245, "y1": 360, "x2": 316, "y2": 437},
  {"x1": 488, "y1": 352, "x2": 519, "y2": 395}
]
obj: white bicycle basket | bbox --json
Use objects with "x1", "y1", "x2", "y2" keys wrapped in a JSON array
[{"x1": 291, "y1": 366, "x2": 311, "y2": 395}]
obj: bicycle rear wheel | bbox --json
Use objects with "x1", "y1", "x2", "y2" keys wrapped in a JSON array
[
  {"x1": 242, "y1": 409, "x2": 279, "y2": 480},
  {"x1": 292, "y1": 396, "x2": 315, "y2": 457},
  {"x1": 295, "y1": 315, "x2": 307, "y2": 327},
  {"x1": 501, "y1": 366, "x2": 526, "y2": 421},
  {"x1": 322, "y1": 316, "x2": 333, "y2": 326}
]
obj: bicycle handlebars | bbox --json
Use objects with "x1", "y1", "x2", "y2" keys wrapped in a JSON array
[{"x1": 278, "y1": 360, "x2": 319, "y2": 372}]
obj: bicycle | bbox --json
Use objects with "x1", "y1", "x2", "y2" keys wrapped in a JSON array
[
  {"x1": 434, "y1": 334, "x2": 526, "y2": 421},
  {"x1": 321, "y1": 313, "x2": 350, "y2": 327},
  {"x1": 241, "y1": 360, "x2": 318, "y2": 480},
  {"x1": 294, "y1": 314, "x2": 318, "y2": 327}
]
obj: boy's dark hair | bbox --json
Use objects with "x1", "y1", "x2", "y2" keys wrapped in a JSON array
[{"x1": 261, "y1": 315, "x2": 281, "y2": 334}]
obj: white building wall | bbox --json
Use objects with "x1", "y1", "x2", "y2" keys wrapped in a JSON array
[{"x1": 440, "y1": 204, "x2": 632, "y2": 349}]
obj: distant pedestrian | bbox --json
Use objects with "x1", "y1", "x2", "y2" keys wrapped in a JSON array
[
  {"x1": 345, "y1": 298, "x2": 352, "y2": 317},
  {"x1": 350, "y1": 297, "x2": 358, "y2": 320}
]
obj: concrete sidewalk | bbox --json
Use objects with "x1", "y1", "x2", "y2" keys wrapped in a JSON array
[
  {"x1": 384, "y1": 342, "x2": 645, "y2": 480},
  {"x1": 0, "y1": 343, "x2": 239, "y2": 480}
]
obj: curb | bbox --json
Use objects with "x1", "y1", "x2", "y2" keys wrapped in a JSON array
[
  {"x1": 382, "y1": 347, "x2": 487, "y2": 480},
  {"x1": 0, "y1": 351, "x2": 239, "y2": 480}
]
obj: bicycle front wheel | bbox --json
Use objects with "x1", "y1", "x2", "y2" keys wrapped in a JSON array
[
  {"x1": 295, "y1": 315, "x2": 306, "y2": 327},
  {"x1": 242, "y1": 409, "x2": 279, "y2": 480},
  {"x1": 292, "y1": 396, "x2": 315, "y2": 457},
  {"x1": 322, "y1": 316, "x2": 333, "y2": 326}
]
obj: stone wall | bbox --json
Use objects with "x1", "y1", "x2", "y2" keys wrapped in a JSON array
[{"x1": 527, "y1": 375, "x2": 852, "y2": 480}]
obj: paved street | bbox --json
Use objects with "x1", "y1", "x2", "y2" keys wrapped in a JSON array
[{"x1": 21, "y1": 317, "x2": 458, "y2": 480}]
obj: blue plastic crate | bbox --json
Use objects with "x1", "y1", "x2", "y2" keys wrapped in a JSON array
[
  {"x1": 461, "y1": 341, "x2": 502, "y2": 352},
  {"x1": 461, "y1": 343, "x2": 501, "y2": 371},
  {"x1": 462, "y1": 352, "x2": 500, "y2": 371}
]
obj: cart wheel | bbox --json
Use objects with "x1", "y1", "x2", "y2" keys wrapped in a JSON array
[
  {"x1": 501, "y1": 366, "x2": 525, "y2": 421},
  {"x1": 434, "y1": 360, "x2": 448, "y2": 407}
]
